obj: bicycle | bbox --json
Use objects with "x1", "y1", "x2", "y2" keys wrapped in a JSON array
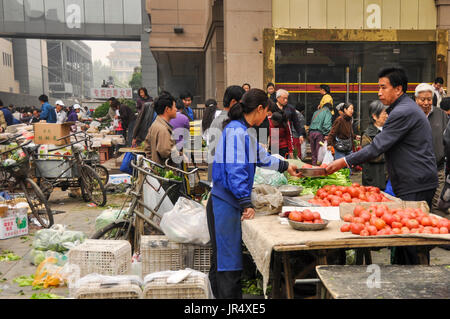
[
  {"x1": 31, "y1": 132, "x2": 107, "y2": 207},
  {"x1": 0, "y1": 136, "x2": 53, "y2": 228},
  {"x1": 90, "y1": 156, "x2": 205, "y2": 253}
]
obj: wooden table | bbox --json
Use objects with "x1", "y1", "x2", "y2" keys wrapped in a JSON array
[
  {"x1": 241, "y1": 214, "x2": 450, "y2": 299},
  {"x1": 316, "y1": 265, "x2": 450, "y2": 299},
  {"x1": 271, "y1": 235, "x2": 449, "y2": 299}
]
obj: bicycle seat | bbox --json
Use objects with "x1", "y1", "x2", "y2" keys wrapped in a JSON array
[{"x1": 199, "y1": 180, "x2": 212, "y2": 191}]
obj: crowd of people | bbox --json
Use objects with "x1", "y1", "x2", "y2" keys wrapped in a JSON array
[{"x1": 2, "y1": 70, "x2": 449, "y2": 298}]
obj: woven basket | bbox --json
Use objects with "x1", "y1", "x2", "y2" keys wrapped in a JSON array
[
  {"x1": 141, "y1": 235, "x2": 211, "y2": 277},
  {"x1": 143, "y1": 273, "x2": 209, "y2": 299},
  {"x1": 74, "y1": 281, "x2": 143, "y2": 299},
  {"x1": 68, "y1": 240, "x2": 131, "y2": 278}
]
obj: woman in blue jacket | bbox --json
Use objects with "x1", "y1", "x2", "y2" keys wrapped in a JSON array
[{"x1": 207, "y1": 88, "x2": 301, "y2": 299}]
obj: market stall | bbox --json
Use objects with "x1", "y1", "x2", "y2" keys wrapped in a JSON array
[{"x1": 242, "y1": 202, "x2": 450, "y2": 299}]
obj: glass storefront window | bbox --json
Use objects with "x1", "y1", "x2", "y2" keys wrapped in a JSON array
[
  {"x1": 104, "y1": 0, "x2": 123, "y2": 24},
  {"x1": 275, "y1": 41, "x2": 436, "y2": 133}
]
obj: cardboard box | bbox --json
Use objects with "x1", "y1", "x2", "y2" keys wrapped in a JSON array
[
  {"x1": 108, "y1": 174, "x2": 132, "y2": 185},
  {"x1": 0, "y1": 213, "x2": 28, "y2": 239},
  {"x1": 33, "y1": 123, "x2": 74, "y2": 146},
  {"x1": 339, "y1": 201, "x2": 430, "y2": 219}
]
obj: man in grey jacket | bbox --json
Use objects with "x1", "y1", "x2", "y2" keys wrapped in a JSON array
[
  {"x1": 414, "y1": 83, "x2": 448, "y2": 214},
  {"x1": 327, "y1": 67, "x2": 438, "y2": 264}
]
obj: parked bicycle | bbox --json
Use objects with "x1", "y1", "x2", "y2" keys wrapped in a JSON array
[
  {"x1": 31, "y1": 132, "x2": 107, "y2": 206},
  {"x1": 0, "y1": 135, "x2": 53, "y2": 228},
  {"x1": 91, "y1": 156, "x2": 210, "y2": 253}
]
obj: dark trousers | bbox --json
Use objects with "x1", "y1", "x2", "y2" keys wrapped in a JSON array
[
  {"x1": 309, "y1": 131, "x2": 324, "y2": 166},
  {"x1": 392, "y1": 188, "x2": 436, "y2": 265},
  {"x1": 206, "y1": 197, "x2": 243, "y2": 299}
]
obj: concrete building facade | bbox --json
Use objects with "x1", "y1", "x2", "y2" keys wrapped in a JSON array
[
  {"x1": 147, "y1": 0, "x2": 450, "y2": 127},
  {"x1": 0, "y1": 38, "x2": 20, "y2": 94}
]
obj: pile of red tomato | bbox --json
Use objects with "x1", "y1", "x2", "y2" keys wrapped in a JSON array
[
  {"x1": 340, "y1": 204, "x2": 450, "y2": 236},
  {"x1": 308, "y1": 183, "x2": 392, "y2": 207},
  {"x1": 288, "y1": 209, "x2": 325, "y2": 224}
]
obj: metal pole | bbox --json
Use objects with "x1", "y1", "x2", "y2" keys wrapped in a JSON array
[
  {"x1": 346, "y1": 66, "x2": 350, "y2": 104},
  {"x1": 357, "y1": 66, "x2": 362, "y2": 133}
]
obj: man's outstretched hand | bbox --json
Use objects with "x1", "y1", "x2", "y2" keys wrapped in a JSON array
[{"x1": 325, "y1": 158, "x2": 348, "y2": 175}]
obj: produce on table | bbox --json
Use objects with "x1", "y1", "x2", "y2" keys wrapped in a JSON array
[
  {"x1": 287, "y1": 209, "x2": 326, "y2": 224},
  {"x1": 287, "y1": 169, "x2": 351, "y2": 196},
  {"x1": 340, "y1": 204, "x2": 450, "y2": 236},
  {"x1": 308, "y1": 183, "x2": 392, "y2": 207}
]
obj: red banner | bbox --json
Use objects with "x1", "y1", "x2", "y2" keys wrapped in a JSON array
[{"x1": 276, "y1": 83, "x2": 420, "y2": 94}]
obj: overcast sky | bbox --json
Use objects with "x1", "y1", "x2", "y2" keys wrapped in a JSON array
[{"x1": 83, "y1": 40, "x2": 114, "y2": 65}]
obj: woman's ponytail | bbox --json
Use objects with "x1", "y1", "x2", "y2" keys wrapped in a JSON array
[{"x1": 223, "y1": 102, "x2": 243, "y2": 128}]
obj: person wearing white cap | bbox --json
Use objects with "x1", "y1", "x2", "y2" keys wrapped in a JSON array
[{"x1": 55, "y1": 100, "x2": 67, "y2": 124}]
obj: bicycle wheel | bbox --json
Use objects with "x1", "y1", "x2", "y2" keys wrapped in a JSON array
[
  {"x1": 20, "y1": 178, "x2": 54, "y2": 228},
  {"x1": 79, "y1": 165, "x2": 107, "y2": 206},
  {"x1": 91, "y1": 220, "x2": 135, "y2": 252},
  {"x1": 94, "y1": 164, "x2": 109, "y2": 185}
]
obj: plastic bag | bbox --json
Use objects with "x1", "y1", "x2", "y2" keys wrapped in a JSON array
[
  {"x1": 254, "y1": 167, "x2": 288, "y2": 187},
  {"x1": 120, "y1": 152, "x2": 135, "y2": 175},
  {"x1": 32, "y1": 257, "x2": 72, "y2": 288},
  {"x1": 95, "y1": 209, "x2": 127, "y2": 232},
  {"x1": 322, "y1": 150, "x2": 334, "y2": 165},
  {"x1": 300, "y1": 140, "x2": 307, "y2": 160},
  {"x1": 33, "y1": 225, "x2": 86, "y2": 253},
  {"x1": 160, "y1": 197, "x2": 210, "y2": 245},
  {"x1": 251, "y1": 184, "x2": 283, "y2": 216},
  {"x1": 317, "y1": 141, "x2": 327, "y2": 164},
  {"x1": 140, "y1": 155, "x2": 174, "y2": 216},
  {"x1": 29, "y1": 249, "x2": 68, "y2": 266},
  {"x1": 282, "y1": 197, "x2": 311, "y2": 207}
]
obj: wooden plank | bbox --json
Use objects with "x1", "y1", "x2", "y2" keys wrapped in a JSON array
[
  {"x1": 274, "y1": 238, "x2": 449, "y2": 252},
  {"x1": 316, "y1": 265, "x2": 450, "y2": 299}
]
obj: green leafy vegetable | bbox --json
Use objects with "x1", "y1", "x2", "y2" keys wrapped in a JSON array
[
  {"x1": 31, "y1": 293, "x2": 64, "y2": 299},
  {"x1": 0, "y1": 252, "x2": 21, "y2": 262},
  {"x1": 13, "y1": 275, "x2": 35, "y2": 287},
  {"x1": 287, "y1": 169, "x2": 351, "y2": 195}
]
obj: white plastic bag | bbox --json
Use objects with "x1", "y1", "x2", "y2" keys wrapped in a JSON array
[
  {"x1": 254, "y1": 167, "x2": 288, "y2": 187},
  {"x1": 300, "y1": 140, "x2": 307, "y2": 160},
  {"x1": 322, "y1": 150, "x2": 334, "y2": 165},
  {"x1": 160, "y1": 197, "x2": 210, "y2": 245},
  {"x1": 317, "y1": 140, "x2": 327, "y2": 164}
]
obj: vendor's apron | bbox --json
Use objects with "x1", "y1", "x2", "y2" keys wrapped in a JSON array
[{"x1": 211, "y1": 195, "x2": 243, "y2": 272}]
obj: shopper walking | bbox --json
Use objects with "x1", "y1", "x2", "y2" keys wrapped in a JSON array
[
  {"x1": 136, "y1": 87, "x2": 153, "y2": 113},
  {"x1": 327, "y1": 102, "x2": 355, "y2": 161},
  {"x1": 38, "y1": 95, "x2": 56, "y2": 123},
  {"x1": 308, "y1": 103, "x2": 333, "y2": 166}
]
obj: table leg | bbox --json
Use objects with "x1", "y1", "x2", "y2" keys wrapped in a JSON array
[
  {"x1": 271, "y1": 252, "x2": 282, "y2": 299},
  {"x1": 417, "y1": 246, "x2": 430, "y2": 265},
  {"x1": 316, "y1": 250, "x2": 328, "y2": 265},
  {"x1": 315, "y1": 250, "x2": 328, "y2": 299},
  {"x1": 282, "y1": 252, "x2": 294, "y2": 299}
]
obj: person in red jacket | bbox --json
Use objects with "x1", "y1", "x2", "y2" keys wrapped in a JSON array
[{"x1": 269, "y1": 111, "x2": 293, "y2": 159}]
